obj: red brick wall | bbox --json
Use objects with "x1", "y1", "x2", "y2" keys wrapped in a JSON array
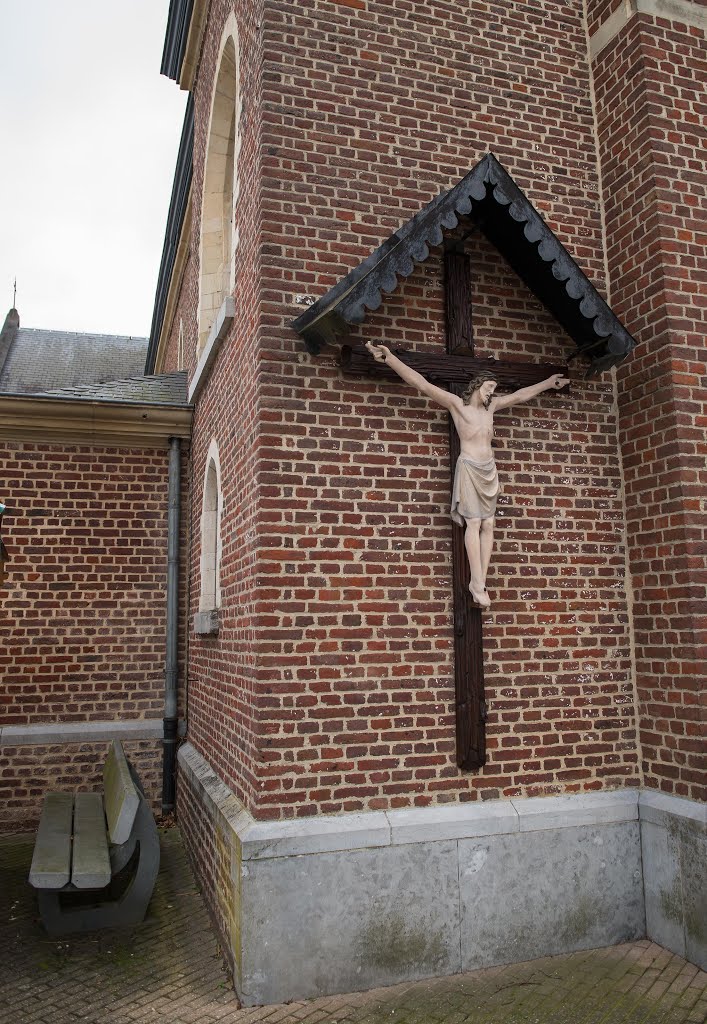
[
  {"x1": 590, "y1": 6, "x2": 707, "y2": 801},
  {"x1": 588, "y1": 0, "x2": 707, "y2": 35},
  {"x1": 160, "y1": 247, "x2": 197, "y2": 373},
  {"x1": 0, "y1": 741, "x2": 163, "y2": 833},
  {"x1": 0, "y1": 440, "x2": 189, "y2": 829},
  {"x1": 182, "y1": 0, "x2": 641, "y2": 823},
  {"x1": 183, "y1": 0, "x2": 265, "y2": 815},
  {"x1": 176, "y1": 755, "x2": 239, "y2": 985},
  {"x1": 587, "y1": 0, "x2": 625, "y2": 35}
]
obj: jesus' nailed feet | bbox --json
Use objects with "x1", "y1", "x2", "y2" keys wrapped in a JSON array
[{"x1": 469, "y1": 583, "x2": 490, "y2": 610}]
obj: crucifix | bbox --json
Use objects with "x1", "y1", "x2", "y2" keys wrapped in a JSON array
[{"x1": 341, "y1": 245, "x2": 569, "y2": 769}]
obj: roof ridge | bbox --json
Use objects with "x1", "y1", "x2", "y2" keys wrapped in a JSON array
[{"x1": 16, "y1": 327, "x2": 148, "y2": 341}]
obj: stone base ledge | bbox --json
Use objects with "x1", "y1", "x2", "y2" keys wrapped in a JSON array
[
  {"x1": 639, "y1": 789, "x2": 706, "y2": 970},
  {"x1": 639, "y1": 790, "x2": 707, "y2": 831},
  {"x1": 178, "y1": 743, "x2": 639, "y2": 858},
  {"x1": 177, "y1": 743, "x2": 648, "y2": 1005},
  {"x1": 1, "y1": 718, "x2": 186, "y2": 747}
]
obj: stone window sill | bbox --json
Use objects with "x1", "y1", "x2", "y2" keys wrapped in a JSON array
[
  {"x1": 193, "y1": 609, "x2": 220, "y2": 636},
  {"x1": 188, "y1": 295, "x2": 235, "y2": 403}
]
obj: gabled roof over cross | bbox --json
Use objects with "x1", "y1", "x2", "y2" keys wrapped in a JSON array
[{"x1": 292, "y1": 154, "x2": 636, "y2": 377}]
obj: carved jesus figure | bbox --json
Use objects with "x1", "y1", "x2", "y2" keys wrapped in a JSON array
[{"x1": 365, "y1": 342, "x2": 569, "y2": 609}]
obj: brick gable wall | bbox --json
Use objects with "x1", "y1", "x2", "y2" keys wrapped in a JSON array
[
  {"x1": 160, "y1": 248, "x2": 196, "y2": 373},
  {"x1": 0, "y1": 441, "x2": 189, "y2": 829},
  {"x1": 590, "y1": 4, "x2": 707, "y2": 802},
  {"x1": 179, "y1": 0, "x2": 644, "y2": 826},
  {"x1": 181, "y1": 0, "x2": 266, "y2": 815},
  {"x1": 2, "y1": 741, "x2": 164, "y2": 831}
]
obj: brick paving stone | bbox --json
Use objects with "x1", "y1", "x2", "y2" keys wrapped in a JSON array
[{"x1": 2, "y1": 829, "x2": 706, "y2": 1024}]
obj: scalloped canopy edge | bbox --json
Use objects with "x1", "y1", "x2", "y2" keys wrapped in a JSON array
[{"x1": 291, "y1": 153, "x2": 636, "y2": 377}]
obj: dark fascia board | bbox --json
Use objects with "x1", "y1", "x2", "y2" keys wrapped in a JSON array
[
  {"x1": 161, "y1": 0, "x2": 194, "y2": 80},
  {"x1": 145, "y1": 95, "x2": 194, "y2": 375},
  {"x1": 292, "y1": 153, "x2": 636, "y2": 377}
]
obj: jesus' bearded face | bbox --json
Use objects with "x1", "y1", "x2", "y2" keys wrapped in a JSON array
[
  {"x1": 462, "y1": 372, "x2": 499, "y2": 406},
  {"x1": 479, "y1": 380, "x2": 497, "y2": 408}
]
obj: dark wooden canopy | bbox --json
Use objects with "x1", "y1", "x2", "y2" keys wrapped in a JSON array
[{"x1": 292, "y1": 153, "x2": 636, "y2": 377}]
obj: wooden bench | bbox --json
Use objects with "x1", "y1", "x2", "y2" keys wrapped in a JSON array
[{"x1": 29, "y1": 740, "x2": 160, "y2": 935}]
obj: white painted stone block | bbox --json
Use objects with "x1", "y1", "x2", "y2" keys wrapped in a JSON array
[
  {"x1": 511, "y1": 788, "x2": 638, "y2": 831},
  {"x1": 176, "y1": 744, "x2": 706, "y2": 1005},
  {"x1": 387, "y1": 799, "x2": 518, "y2": 845},
  {"x1": 241, "y1": 840, "x2": 461, "y2": 1005},
  {"x1": 459, "y1": 823, "x2": 644, "y2": 971}
]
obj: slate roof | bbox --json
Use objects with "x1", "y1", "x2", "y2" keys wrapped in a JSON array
[
  {"x1": 292, "y1": 153, "x2": 637, "y2": 377},
  {"x1": 0, "y1": 327, "x2": 148, "y2": 394},
  {"x1": 37, "y1": 372, "x2": 189, "y2": 407}
]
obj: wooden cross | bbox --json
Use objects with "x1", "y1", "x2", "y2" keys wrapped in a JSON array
[{"x1": 341, "y1": 245, "x2": 567, "y2": 769}]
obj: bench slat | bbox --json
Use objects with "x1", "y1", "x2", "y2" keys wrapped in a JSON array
[
  {"x1": 103, "y1": 740, "x2": 140, "y2": 843},
  {"x1": 72, "y1": 792, "x2": 111, "y2": 889},
  {"x1": 29, "y1": 792, "x2": 74, "y2": 889}
]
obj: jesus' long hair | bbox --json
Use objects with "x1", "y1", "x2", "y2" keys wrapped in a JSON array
[{"x1": 461, "y1": 371, "x2": 500, "y2": 406}]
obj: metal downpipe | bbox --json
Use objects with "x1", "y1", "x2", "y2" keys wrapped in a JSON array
[{"x1": 162, "y1": 436, "x2": 181, "y2": 813}]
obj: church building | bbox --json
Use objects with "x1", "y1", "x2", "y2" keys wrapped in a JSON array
[{"x1": 2, "y1": 0, "x2": 704, "y2": 1007}]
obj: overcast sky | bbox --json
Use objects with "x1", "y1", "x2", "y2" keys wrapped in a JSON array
[{"x1": 0, "y1": 2, "x2": 187, "y2": 338}]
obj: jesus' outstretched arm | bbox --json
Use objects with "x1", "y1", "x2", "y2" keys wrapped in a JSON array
[
  {"x1": 365, "y1": 342, "x2": 461, "y2": 413},
  {"x1": 492, "y1": 374, "x2": 569, "y2": 409}
]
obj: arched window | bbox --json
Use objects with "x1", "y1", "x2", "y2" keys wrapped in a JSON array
[
  {"x1": 198, "y1": 20, "x2": 240, "y2": 355},
  {"x1": 199, "y1": 441, "x2": 222, "y2": 616}
]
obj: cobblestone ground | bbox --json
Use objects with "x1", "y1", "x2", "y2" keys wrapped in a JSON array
[{"x1": 2, "y1": 828, "x2": 705, "y2": 1024}]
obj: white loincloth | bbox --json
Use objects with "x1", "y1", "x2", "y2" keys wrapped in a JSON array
[{"x1": 450, "y1": 456, "x2": 499, "y2": 525}]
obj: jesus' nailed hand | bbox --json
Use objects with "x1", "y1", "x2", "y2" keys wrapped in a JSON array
[{"x1": 365, "y1": 341, "x2": 569, "y2": 610}]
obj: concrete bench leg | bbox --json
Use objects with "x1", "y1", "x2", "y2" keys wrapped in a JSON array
[{"x1": 36, "y1": 801, "x2": 160, "y2": 936}]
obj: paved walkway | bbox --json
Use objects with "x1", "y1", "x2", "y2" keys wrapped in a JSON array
[{"x1": 2, "y1": 828, "x2": 705, "y2": 1024}]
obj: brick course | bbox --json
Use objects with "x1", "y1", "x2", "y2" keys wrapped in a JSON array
[
  {"x1": 178, "y1": 0, "x2": 648, "y2": 827},
  {"x1": 184, "y1": 0, "x2": 266, "y2": 816},
  {"x1": 0, "y1": 441, "x2": 189, "y2": 828},
  {"x1": 159, "y1": 248, "x2": 196, "y2": 373},
  {"x1": 590, "y1": 5, "x2": 707, "y2": 802},
  {"x1": 0, "y1": 740, "x2": 163, "y2": 833}
]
